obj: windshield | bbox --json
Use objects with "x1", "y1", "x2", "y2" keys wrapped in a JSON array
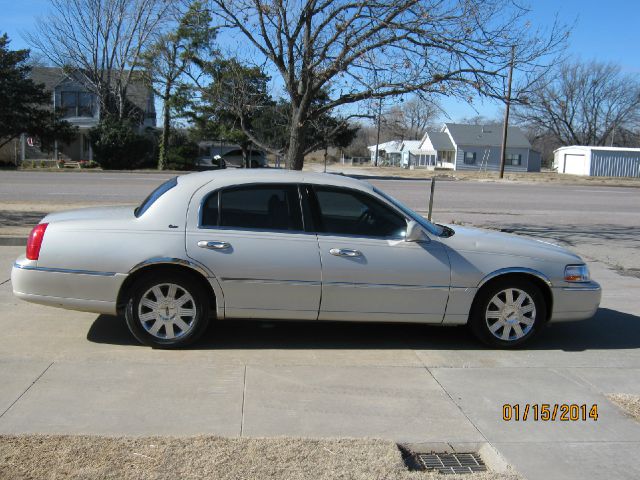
[
  {"x1": 135, "y1": 177, "x2": 178, "y2": 217},
  {"x1": 373, "y1": 186, "x2": 445, "y2": 236}
]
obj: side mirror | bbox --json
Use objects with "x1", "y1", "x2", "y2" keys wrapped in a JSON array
[{"x1": 405, "y1": 220, "x2": 429, "y2": 242}]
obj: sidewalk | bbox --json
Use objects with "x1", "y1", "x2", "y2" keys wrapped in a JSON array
[{"x1": 1, "y1": 246, "x2": 639, "y2": 479}]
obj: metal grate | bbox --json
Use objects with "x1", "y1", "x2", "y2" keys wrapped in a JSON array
[{"x1": 418, "y1": 452, "x2": 487, "y2": 475}]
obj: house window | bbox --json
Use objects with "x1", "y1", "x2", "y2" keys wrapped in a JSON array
[
  {"x1": 60, "y1": 92, "x2": 94, "y2": 118},
  {"x1": 78, "y1": 93, "x2": 93, "y2": 117},
  {"x1": 506, "y1": 154, "x2": 522, "y2": 166},
  {"x1": 464, "y1": 151, "x2": 476, "y2": 164},
  {"x1": 60, "y1": 92, "x2": 77, "y2": 118}
]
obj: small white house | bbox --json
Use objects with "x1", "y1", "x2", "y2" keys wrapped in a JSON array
[
  {"x1": 554, "y1": 146, "x2": 640, "y2": 178},
  {"x1": 367, "y1": 140, "x2": 403, "y2": 166}
]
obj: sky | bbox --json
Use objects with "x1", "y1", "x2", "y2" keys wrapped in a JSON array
[{"x1": 2, "y1": 0, "x2": 639, "y2": 124}]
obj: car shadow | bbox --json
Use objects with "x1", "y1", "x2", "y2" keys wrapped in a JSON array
[{"x1": 87, "y1": 307, "x2": 640, "y2": 351}]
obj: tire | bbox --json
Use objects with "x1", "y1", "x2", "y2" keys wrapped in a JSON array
[
  {"x1": 124, "y1": 273, "x2": 210, "y2": 348},
  {"x1": 469, "y1": 277, "x2": 546, "y2": 348}
]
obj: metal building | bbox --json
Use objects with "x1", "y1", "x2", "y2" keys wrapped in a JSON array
[{"x1": 554, "y1": 146, "x2": 640, "y2": 178}]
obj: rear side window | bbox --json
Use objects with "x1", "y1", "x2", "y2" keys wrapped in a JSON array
[
  {"x1": 201, "y1": 184, "x2": 303, "y2": 231},
  {"x1": 312, "y1": 186, "x2": 406, "y2": 237},
  {"x1": 135, "y1": 177, "x2": 178, "y2": 217}
]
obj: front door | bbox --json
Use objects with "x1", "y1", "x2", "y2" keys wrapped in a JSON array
[
  {"x1": 310, "y1": 185, "x2": 451, "y2": 323},
  {"x1": 186, "y1": 183, "x2": 321, "y2": 320}
]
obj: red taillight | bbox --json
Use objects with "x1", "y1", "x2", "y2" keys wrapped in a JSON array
[{"x1": 26, "y1": 223, "x2": 48, "y2": 260}]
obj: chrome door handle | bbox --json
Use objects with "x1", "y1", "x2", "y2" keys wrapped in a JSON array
[
  {"x1": 329, "y1": 248, "x2": 362, "y2": 257},
  {"x1": 198, "y1": 240, "x2": 231, "y2": 250}
]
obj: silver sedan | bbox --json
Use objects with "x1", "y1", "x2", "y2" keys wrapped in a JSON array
[{"x1": 12, "y1": 170, "x2": 601, "y2": 348}]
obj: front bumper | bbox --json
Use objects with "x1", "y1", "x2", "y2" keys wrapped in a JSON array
[
  {"x1": 11, "y1": 259, "x2": 126, "y2": 315},
  {"x1": 550, "y1": 281, "x2": 602, "y2": 322}
]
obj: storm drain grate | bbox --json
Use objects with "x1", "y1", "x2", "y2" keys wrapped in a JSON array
[{"x1": 417, "y1": 452, "x2": 487, "y2": 475}]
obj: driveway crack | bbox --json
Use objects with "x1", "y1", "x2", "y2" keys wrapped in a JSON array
[
  {"x1": 240, "y1": 365, "x2": 247, "y2": 437},
  {"x1": 0, "y1": 361, "x2": 54, "y2": 419}
]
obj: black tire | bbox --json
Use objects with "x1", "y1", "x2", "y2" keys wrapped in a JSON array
[
  {"x1": 469, "y1": 277, "x2": 546, "y2": 348},
  {"x1": 124, "y1": 273, "x2": 210, "y2": 348}
]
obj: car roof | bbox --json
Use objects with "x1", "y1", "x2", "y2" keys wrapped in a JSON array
[{"x1": 177, "y1": 168, "x2": 374, "y2": 192}]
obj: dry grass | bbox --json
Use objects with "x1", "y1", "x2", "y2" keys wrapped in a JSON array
[
  {"x1": 607, "y1": 394, "x2": 640, "y2": 422},
  {"x1": 315, "y1": 165, "x2": 640, "y2": 187},
  {"x1": 0, "y1": 435, "x2": 520, "y2": 480}
]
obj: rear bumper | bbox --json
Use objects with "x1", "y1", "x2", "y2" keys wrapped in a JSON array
[
  {"x1": 550, "y1": 281, "x2": 602, "y2": 322},
  {"x1": 11, "y1": 261, "x2": 126, "y2": 315}
]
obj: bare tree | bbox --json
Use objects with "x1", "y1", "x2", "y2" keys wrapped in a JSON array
[
  {"x1": 381, "y1": 95, "x2": 440, "y2": 140},
  {"x1": 514, "y1": 60, "x2": 640, "y2": 146},
  {"x1": 28, "y1": 0, "x2": 173, "y2": 120},
  {"x1": 207, "y1": 0, "x2": 566, "y2": 169}
]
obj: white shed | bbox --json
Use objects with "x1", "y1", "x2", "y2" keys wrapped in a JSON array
[{"x1": 554, "y1": 146, "x2": 640, "y2": 178}]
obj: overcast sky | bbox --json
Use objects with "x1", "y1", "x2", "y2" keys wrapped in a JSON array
[{"x1": 2, "y1": 0, "x2": 638, "y2": 124}]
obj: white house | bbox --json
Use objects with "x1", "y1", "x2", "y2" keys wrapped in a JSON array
[
  {"x1": 367, "y1": 140, "x2": 403, "y2": 166},
  {"x1": 554, "y1": 146, "x2": 640, "y2": 178}
]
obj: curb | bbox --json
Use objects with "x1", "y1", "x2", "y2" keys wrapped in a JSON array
[{"x1": 0, "y1": 237, "x2": 27, "y2": 246}]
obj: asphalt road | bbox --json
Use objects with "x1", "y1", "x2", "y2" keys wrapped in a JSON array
[{"x1": 1, "y1": 170, "x2": 639, "y2": 272}]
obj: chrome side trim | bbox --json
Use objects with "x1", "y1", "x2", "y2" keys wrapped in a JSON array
[
  {"x1": 560, "y1": 283, "x2": 601, "y2": 292},
  {"x1": 477, "y1": 267, "x2": 553, "y2": 289},
  {"x1": 13, "y1": 263, "x2": 117, "y2": 277},
  {"x1": 221, "y1": 277, "x2": 320, "y2": 286},
  {"x1": 128, "y1": 257, "x2": 214, "y2": 277}
]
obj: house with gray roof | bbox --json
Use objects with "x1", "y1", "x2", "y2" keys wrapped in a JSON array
[
  {"x1": 29, "y1": 67, "x2": 155, "y2": 162},
  {"x1": 416, "y1": 123, "x2": 540, "y2": 172}
]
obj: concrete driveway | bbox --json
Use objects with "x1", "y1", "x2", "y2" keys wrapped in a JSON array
[{"x1": 1, "y1": 243, "x2": 640, "y2": 479}]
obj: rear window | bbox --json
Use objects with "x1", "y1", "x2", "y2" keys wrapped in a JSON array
[{"x1": 135, "y1": 177, "x2": 178, "y2": 217}]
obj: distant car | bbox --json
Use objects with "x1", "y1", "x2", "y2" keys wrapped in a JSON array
[
  {"x1": 12, "y1": 170, "x2": 601, "y2": 349},
  {"x1": 195, "y1": 155, "x2": 226, "y2": 170},
  {"x1": 197, "y1": 149, "x2": 267, "y2": 169}
]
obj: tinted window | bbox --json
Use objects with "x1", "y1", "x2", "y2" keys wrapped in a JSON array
[
  {"x1": 135, "y1": 177, "x2": 178, "y2": 217},
  {"x1": 202, "y1": 184, "x2": 303, "y2": 231},
  {"x1": 313, "y1": 186, "x2": 406, "y2": 237}
]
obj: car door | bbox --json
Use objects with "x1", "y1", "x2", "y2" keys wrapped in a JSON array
[
  {"x1": 309, "y1": 185, "x2": 451, "y2": 323},
  {"x1": 186, "y1": 183, "x2": 321, "y2": 320}
]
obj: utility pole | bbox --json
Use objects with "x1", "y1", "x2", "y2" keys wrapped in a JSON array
[
  {"x1": 499, "y1": 45, "x2": 516, "y2": 179},
  {"x1": 373, "y1": 98, "x2": 383, "y2": 167}
]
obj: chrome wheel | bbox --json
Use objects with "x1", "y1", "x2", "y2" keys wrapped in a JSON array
[
  {"x1": 485, "y1": 288, "x2": 536, "y2": 342},
  {"x1": 137, "y1": 283, "x2": 197, "y2": 340}
]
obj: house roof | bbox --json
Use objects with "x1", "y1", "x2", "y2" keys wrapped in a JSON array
[
  {"x1": 423, "y1": 131, "x2": 454, "y2": 150},
  {"x1": 367, "y1": 140, "x2": 403, "y2": 153},
  {"x1": 400, "y1": 140, "x2": 421, "y2": 151},
  {"x1": 444, "y1": 123, "x2": 531, "y2": 148},
  {"x1": 30, "y1": 67, "x2": 153, "y2": 114}
]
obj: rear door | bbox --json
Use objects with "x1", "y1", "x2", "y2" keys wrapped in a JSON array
[
  {"x1": 308, "y1": 185, "x2": 451, "y2": 323},
  {"x1": 186, "y1": 183, "x2": 321, "y2": 320}
]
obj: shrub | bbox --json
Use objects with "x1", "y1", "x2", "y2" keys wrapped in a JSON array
[
  {"x1": 163, "y1": 130, "x2": 198, "y2": 171},
  {"x1": 89, "y1": 118, "x2": 157, "y2": 170}
]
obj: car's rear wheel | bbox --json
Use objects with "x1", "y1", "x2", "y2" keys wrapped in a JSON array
[
  {"x1": 470, "y1": 277, "x2": 546, "y2": 348},
  {"x1": 124, "y1": 273, "x2": 209, "y2": 348}
]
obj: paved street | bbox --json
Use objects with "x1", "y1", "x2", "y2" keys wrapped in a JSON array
[{"x1": 1, "y1": 170, "x2": 640, "y2": 479}]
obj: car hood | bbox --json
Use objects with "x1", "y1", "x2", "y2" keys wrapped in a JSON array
[
  {"x1": 41, "y1": 205, "x2": 136, "y2": 223},
  {"x1": 439, "y1": 225, "x2": 582, "y2": 263}
]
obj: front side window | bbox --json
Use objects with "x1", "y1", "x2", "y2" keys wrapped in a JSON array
[
  {"x1": 464, "y1": 151, "x2": 476, "y2": 164},
  {"x1": 312, "y1": 186, "x2": 406, "y2": 238},
  {"x1": 201, "y1": 184, "x2": 303, "y2": 231},
  {"x1": 78, "y1": 92, "x2": 94, "y2": 117}
]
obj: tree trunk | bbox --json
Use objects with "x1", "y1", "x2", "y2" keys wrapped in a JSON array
[
  {"x1": 241, "y1": 144, "x2": 249, "y2": 168},
  {"x1": 158, "y1": 83, "x2": 172, "y2": 170},
  {"x1": 286, "y1": 109, "x2": 306, "y2": 170}
]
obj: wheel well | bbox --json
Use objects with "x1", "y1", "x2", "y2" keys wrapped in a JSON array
[
  {"x1": 116, "y1": 264, "x2": 217, "y2": 316},
  {"x1": 471, "y1": 273, "x2": 553, "y2": 323}
]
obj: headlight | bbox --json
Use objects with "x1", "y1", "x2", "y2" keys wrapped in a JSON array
[{"x1": 564, "y1": 264, "x2": 590, "y2": 283}]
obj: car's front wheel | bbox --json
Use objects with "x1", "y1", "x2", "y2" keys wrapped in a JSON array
[
  {"x1": 470, "y1": 277, "x2": 546, "y2": 348},
  {"x1": 124, "y1": 273, "x2": 210, "y2": 348}
]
